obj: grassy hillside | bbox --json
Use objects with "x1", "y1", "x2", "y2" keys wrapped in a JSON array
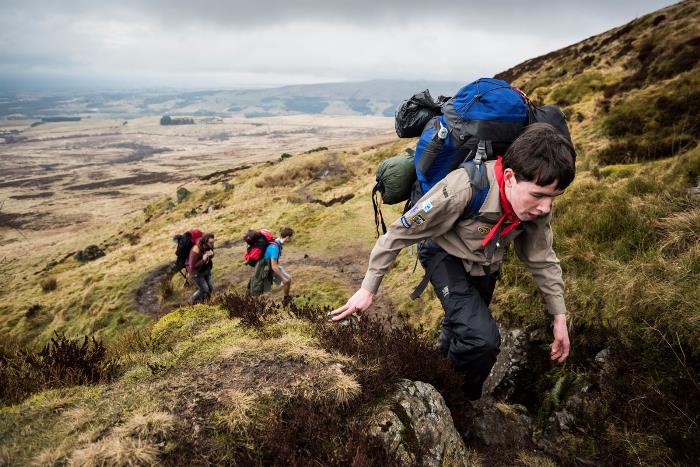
[
  {"x1": 1, "y1": 295, "x2": 488, "y2": 465},
  {"x1": 2, "y1": 1, "x2": 700, "y2": 464}
]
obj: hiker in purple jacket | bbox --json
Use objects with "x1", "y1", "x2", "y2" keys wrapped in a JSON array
[{"x1": 188, "y1": 232, "x2": 215, "y2": 303}]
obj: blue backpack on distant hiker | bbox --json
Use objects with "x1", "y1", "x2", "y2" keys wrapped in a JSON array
[{"x1": 372, "y1": 78, "x2": 574, "y2": 235}]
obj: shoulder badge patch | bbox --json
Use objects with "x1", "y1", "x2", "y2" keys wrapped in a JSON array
[
  {"x1": 422, "y1": 200, "x2": 433, "y2": 212},
  {"x1": 400, "y1": 216, "x2": 412, "y2": 228},
  {"x1": 477, "y1": 225, "x2": 491, "y2": 234},
  {"x1": 442, "y1": 186, "x2": 449, "y2": 199}
]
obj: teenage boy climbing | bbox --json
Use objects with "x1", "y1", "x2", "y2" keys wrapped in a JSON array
[{"x1": 331, "y1": 123, "x2": 574, "y2": 400}]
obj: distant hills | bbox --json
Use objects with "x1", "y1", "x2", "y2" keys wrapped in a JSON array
[{"x1": 0, "y1": 79, "x2": 462, "y2": 119}]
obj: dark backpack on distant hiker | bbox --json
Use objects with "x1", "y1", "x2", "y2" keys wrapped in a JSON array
[
  {"x1": 173, "y1": 228, "x2": 203, "y2": 269},
  {"x1": 243, "y1": 229, "x2": 279, "y2": 267},
  {"x1": 372, "y1": 78, "x2": 575, "y2": 235}
]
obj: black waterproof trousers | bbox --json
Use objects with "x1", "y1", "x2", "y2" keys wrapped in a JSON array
[{"x1": 418, "y1": 240, "x2": 501, "y2": 400}]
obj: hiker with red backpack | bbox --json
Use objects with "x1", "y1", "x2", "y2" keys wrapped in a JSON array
[
  {"x1": 246, "y1": 227, "x2": 294, "y2": 303},
  {"x1": 188, "y1": 232, "x2": 215, "y2": 304},
  {"x1": 171, "y1": 228, "x2": 203, "y2": 284},
  {"x1": 331, "y1": 79, "x2": 575, "y2": 401}
]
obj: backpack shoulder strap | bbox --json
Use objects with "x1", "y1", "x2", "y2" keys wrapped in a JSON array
[{"x1": 460, "y1": 159, "x2": 490, "y2": 219}]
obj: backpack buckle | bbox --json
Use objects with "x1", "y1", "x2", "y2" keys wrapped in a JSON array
[{"x1": 474, "y1": 140, "x2": 487, "y2": 165}]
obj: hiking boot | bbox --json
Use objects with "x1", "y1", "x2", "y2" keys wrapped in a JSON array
[{"x1": 281, "y1": 295, "x2": 294, "y2": 306}]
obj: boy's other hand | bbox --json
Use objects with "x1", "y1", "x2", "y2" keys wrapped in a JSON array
[
  {"x1": 551, "y1": 314, "x2": 570, "y2": 363},
  {"x1": 330, "y1": 288, "x2": 374, "y2": 321}
]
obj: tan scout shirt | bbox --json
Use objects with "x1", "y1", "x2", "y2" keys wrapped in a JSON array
[{"x1": 361, "y1": 160, "x2": 567, "y2": 315}]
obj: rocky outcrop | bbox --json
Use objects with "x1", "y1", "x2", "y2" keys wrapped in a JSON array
[
  {"x1": 368, "y1": 380, "x2": 475, "y2": 466},
  {"x1": 483, "y1": 325, "x2": 529, "y2": 399}
]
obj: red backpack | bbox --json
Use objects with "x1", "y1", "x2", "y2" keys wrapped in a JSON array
[
  {"x1": 174, "y1": 228, "x2": 203, "y2": 269},
  {"x1": 243, "y1": 229, "x2": 276, "y2": 266}
]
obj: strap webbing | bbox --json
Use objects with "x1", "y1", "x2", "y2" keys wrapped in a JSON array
[
  {"x1": 410, "y1": 250, "x2": 449, "y2": 300},
  {"x1": 372, "y1": 184, "x2": 387, "y2": 237}
]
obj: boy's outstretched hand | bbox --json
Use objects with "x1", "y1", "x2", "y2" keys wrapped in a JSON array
[
  {"x1": 551, "y1": 313, "x2": 570, "y2": 363},
  {"x1": 329, "y1": 288, "x2": 374, "y2": 321}
]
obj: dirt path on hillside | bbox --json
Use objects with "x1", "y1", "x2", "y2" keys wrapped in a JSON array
[
  {"x1": 133, "y1": 262, "x2": 175, "y2": 316},
  {"x1": 134, "y1": 248, "x2": 396, "y2": 324}
]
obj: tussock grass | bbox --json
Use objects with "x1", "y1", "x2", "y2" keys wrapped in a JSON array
[
  {"x1": 68, "y1": 436, "x2": 159, "y2": 467},
  {"x1": 114, "y1": 412, "x2": 176, "y2": 441},
  {"x1": 40, "y1": 277, "x2": 57, "y2": 292}
]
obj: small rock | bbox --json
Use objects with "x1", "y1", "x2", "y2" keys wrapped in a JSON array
[
  {"x1": 74, "y1": 245, "x2": 105, "y2": 262},
  {"x1": 165, "y1": 199, "x2": 176, "y2": 210},
  {"x1": 206, "y1": 203, "x2": 222, "y2": 213},
  {"x1": 550, "y1": 409, "x2": 576, "y2": 436},
  {"x1": 222, "y1": 181, "x2": 233, "y2": 191},
  {"x1": 471, "y1": 399, "x2": 532, "y2": 448},
  {"x1": 529, "y1": 329, "x2": 544, "y2": 342},
  {"x1": 594, "y1": 348, "x2": 610, "y2": 366},
  {"x1": 176, "y1": 186, "x2": 191, "y2": 203},
  {"x1": 688, "y1": 177, "x2": 700, "y2": 199}
]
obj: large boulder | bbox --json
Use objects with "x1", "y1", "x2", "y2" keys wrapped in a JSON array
[{"x1": 368, "y1": 380, "x2": 477, "y2": 466}]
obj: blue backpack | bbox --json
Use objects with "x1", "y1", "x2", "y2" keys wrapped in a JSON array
[
  {"x1": 414, "y1": 78, "x2": 530, "y2": 196},
  {"x1": 373, "y1": 78, "x2": 573, "y2": 235}
]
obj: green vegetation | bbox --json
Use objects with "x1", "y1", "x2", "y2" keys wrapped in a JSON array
[
  {"x1": 598, "y1": 73, "x2": 700, "y2": 164},
  {"x1": 1, "y1": 2, "x2": 700, "y2": 464},
  {"x1": 0, "y1": 296, "x2": 468, "y2": 465},
  {"x1": 549, "y1": 71, "x2": 609, "y2": 106}
]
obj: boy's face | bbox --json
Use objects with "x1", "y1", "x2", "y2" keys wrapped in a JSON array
[{"x1": 503, "y1": 168, "x2": 565, "y2": 221}]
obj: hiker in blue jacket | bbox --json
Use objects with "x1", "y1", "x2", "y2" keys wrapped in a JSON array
[{"x1": 265, "y1": 227, "x2": 294, "y2": 304}]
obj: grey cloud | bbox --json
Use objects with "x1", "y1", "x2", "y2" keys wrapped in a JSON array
[
  {"x1": 0, "y1": 0, "x2": 680, "y2": 89},
  {"x1": 5, "y1": 0, "x2": 678, "y2": 32}
]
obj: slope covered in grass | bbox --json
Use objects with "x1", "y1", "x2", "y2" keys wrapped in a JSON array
[{"x1": 2, "y1": 1, "x2": 700, "y2": 465}]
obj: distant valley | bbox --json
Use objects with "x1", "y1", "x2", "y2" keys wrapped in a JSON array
[{"x1": 0, "y1": 79, "x2": 462, "y2": 119}]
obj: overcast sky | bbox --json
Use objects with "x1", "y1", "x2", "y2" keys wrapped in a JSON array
[{"x1": 0, "y1": 0, "x2": 679, "y2": 90}]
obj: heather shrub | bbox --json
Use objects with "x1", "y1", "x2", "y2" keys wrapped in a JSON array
[
  {"x1": 0, "y1": 333, "x2": 117, "y2": 405},
  {"x1": 206, "y1": 290, "x2": 467, "y2": 465}
]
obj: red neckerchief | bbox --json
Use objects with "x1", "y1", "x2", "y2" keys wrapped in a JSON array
[{"x1": 480, "y1": 156, "x2": 520, "y2": 247}]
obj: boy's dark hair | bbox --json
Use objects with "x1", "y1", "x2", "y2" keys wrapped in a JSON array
[
  {"x1": 280, "y1": 227, "x2": 294, "y2": 239},
  {"x1": 198, "y1": 233, "x2": 215, "y2": 250},
  {"x1": 503, "y1": 123, "x2": 576, "y2": 190}
]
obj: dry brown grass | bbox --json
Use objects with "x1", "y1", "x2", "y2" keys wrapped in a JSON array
[
  {"x1": 68, "y1": 436, "x2": 159, "y2": 467},
  {"x1": 655, "y1": 208, "x2": 700, "y2": 255},
  {"x1": 114, "y1": 412, "x2": 176, "y2": 441}
]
